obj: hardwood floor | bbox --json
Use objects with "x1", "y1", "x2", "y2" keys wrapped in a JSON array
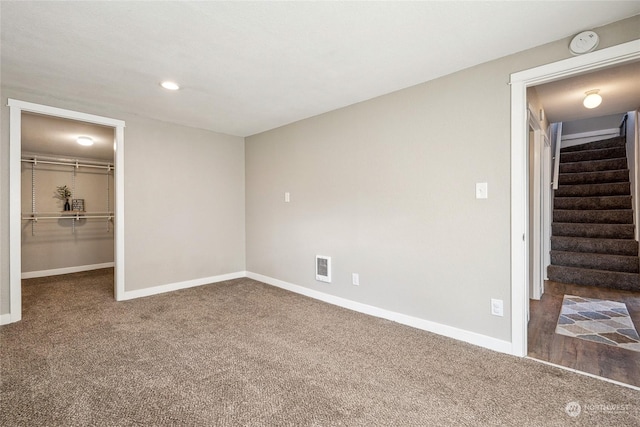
[{"x1": 528, "y1": 280, "x2": 640, "y2": 387}]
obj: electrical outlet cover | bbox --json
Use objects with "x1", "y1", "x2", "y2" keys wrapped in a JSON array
[{"x1": 491, "y1": 298, "x2": 504, "y2": 317}]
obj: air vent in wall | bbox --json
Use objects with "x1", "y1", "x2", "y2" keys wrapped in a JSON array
[{"x1": 315, "y1": 255, "x2": 331, "y2": 283}]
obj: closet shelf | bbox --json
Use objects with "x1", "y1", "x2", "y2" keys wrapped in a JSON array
[
  {"x1": 25, "y1": 152, "x2": 114, "y2": 235},
  {"x1": 21, "y1": 155, "x2": 114, "y2": 171},
  {"x1": 22, "y1": 212, "x2": 114, "y2": 221}
]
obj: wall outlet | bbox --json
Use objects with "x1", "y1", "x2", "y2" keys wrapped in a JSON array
[
  {"x1": 491, "y1": 298, "x2": 504, "y2": 317},
  {"x1": 352, "y1": 273, "x2": 359, "y2": 286}
]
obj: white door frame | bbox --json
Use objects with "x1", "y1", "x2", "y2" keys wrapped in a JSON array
[
  {"x1": 528, "y1": 105, "x2": 544, "y2": 301},
  {"x1": 510, "y1": 39, "x2": 640, "y2": 357},
  {"x1": 541, "y1": 131, "x2": 552, "y2": 285},
  {"x1": 7, "y1": 99, "x2": 126, "y2": 323}
]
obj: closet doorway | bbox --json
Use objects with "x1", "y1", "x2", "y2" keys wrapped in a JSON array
[{"x1": 8, "y1": 100, "x2": 125, "y2": 323}]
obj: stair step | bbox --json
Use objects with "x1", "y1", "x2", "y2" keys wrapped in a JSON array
[
  {"x1": 554, "y1": 195, "x2": 632, "y2": 210},
  {"x1": 560, "y1": 136, "x2": 626, "y2": 153},
  {"x1": 547, "y1": 265, "x2": 639, "y2": 291},
  {"x1": 557, "y1": 170, "x2": 629, "y2": 185},
  {"x1": 550, "y1": 250, "x2": 639, "y2": 273},
  {"x1": 559, "y1": 158, "x2": 627, "y2": 174},
  {"x1": 551, "y1": 236, "x2": 639, "y2": 256},
  {"x1": 555, "y1": 182, "x2": 630, "y2": 197},
  {"x1": 553, "y1": 135, "x2": 635, "y2": 291},
  {"x1": 552, "y1": 222, "x2": 635, "y2": 239},
  {"x1": 560, "y1": 146, "x2": 626, "y2": 163},
  {"x1": 553, "y1": 209, "x2": 633, "y2": 224}
]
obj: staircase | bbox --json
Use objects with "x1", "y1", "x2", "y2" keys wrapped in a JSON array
[{"x1": 547, "y1": 136, "x2": 640, "y2": 291}]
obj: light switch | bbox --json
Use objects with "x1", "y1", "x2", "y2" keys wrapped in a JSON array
[
  {"x1": 476, "y1": 182, "x2": 488, "y2": 199},
  {"x1": 285, "y1": 192, "x2": 290, "y2": 203}
]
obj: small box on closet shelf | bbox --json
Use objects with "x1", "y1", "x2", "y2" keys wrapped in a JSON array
[{"x1": 72, "y1": 199, "x2": 85, "y2": 212}]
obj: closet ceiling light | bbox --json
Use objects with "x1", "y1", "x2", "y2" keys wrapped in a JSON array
[
  {"x1": 77, "y1": 136, "x2": 94, "y2": 146},
  {"x1": 161, "y1": 81, "x2": 180, "y2": 90},
  {"x1": 583, "y1": 89, "x2": 602, "y2": 109}
]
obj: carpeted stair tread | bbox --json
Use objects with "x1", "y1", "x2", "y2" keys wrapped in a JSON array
[
  {"x1": 560, "y1": 136, "x2": 626, "y2": 153},
  {"x1": 552, "y1": 209, "x2": 633, "y2": 224},
  {"x1": 551, "y1": 236, "x2": 639, "y2": 256},
  {"x1": 547, "y1": 265, "x2": 639, "y2": 291},
  {"x1": 549, "y1": 135, "x2": 638, "y2": 291},
  {"x1": 555, "y1": 182, "x2": 630, "y2": 197},
  {"x1": 553, "y1": 195, "x2": 632, "y2": 210},
  {"x1": 558, "y1": 170, "x2": 629, "y2": 185},
  {"x1": 550, "y1": 250, "x2": 639, "y2": 273},
  {"x1": 560, "y1": 146, "x2": 626, "y2": 163},
  {"x1": 559, "y1": 158, "x2": 627, "y2": 174},
  {"x1": 551, "y1": 222, "x2": 635, "y2": 239}
]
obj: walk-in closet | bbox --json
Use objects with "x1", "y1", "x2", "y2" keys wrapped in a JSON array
[{"x1": 20, "y1": 112, "x2": 115, "y2": 289}]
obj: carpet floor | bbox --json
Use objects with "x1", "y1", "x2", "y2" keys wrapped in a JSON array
[{"x1": 1, "y1": 269, "x2": 639, "y2": 426}]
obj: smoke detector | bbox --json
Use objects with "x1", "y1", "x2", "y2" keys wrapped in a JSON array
[{"x1": 569, "y1": 31, "x2": 599, "y2": 55}]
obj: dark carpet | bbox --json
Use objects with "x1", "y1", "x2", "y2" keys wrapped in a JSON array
[
  {"x1": 1, "y1": 269, "x2": 639, "y2": 426},
  {"x1": 549, "y1": 136, "x2": 640, "y2": 291}
]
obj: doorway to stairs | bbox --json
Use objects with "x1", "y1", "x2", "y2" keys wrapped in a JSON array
[
  {"x1": 527, "y1": 113, "x2": 640, "y2": 387},
  {"x1": 513, "y1": 47, "x2": 640, "y2": 387},
  {"x1": 509, "y1": 40, "x2": 640, "y2": 363}
]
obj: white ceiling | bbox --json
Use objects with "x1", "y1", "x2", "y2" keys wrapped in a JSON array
[
  {"x1": 21, "y1": 113, "x2": 115, "y2": 161},
  {"x1": 2, "y1": 2, "x2": 640, "y2": 137},
  {"x1": 534, "y1": 60, "x2": 640, "y2": 123}
]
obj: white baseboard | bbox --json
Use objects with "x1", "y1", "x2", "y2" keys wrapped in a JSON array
[
  {"x1": 120, "y1": 271, "x2": 247, "y2": 301},
  {"x1": 246, "y1": 272, "x2": 512, "y2": 355},
  {"x1": 21, "y1": 262, "x2": 115, "y2": 279},
  {"x1": 0, "y1": 313, "x2": 13, "y2": 325},
  {"x1": 12, "y1": 267, "x2": 514, "y2": 355}
]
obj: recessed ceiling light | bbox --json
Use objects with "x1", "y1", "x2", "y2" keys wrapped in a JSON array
[
  {"x1": 161, "y1": 81, "x2": 180, "y2": 91},
  {"x1": 77, "y1": 136, "x2": 94, "y2": 146}
]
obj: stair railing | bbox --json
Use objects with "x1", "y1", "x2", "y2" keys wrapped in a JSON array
[
  {"x1": 619, "y1": 113, "x2": 628, "y2": 137},
  {"x1": 551, "y1": 122, "x2": 562, "y2": 190}
]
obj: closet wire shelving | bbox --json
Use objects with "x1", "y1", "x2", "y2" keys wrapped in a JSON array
[{"x1": 21, "y1": 154, "x2": 115, "y2": 235}]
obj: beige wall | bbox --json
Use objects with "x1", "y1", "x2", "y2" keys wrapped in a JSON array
[
  {"x1": 1, "y1": 87, "x2": 246, "y2": 313},
  {"x1": 123, "y1": 115, "x2": 246, "y2": 290},
  {"x1": 526, "y1": 87, "x2": 550, "y2": 133},
  {"x1": 2, "y1": 15, "x2": 638, "y2": 339},
  {"x1": 563, "y1": 113, "x2": 627, "y2": 135},
  {"x1": 246, "y1": 16, "x2": 640, "y2": 342},
  {"x1": 21, "y1": 162, "x2": 115, "y2": 273}
]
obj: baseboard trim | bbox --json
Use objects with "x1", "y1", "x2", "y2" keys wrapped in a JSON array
[
  {"x1": 21, "y1": 262, "x2": 115, "y2": 279},
  {"x1": 120, "y1": 271, "x2": 247, "y2": 301},
  {"x1": 246, "y1": 272, "x2": 512, "y2": 355},
  {"x1": 0, "y1": 313, "x2": 13, "y2": 325}
]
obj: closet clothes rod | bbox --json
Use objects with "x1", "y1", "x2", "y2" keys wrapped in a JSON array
[
  {"x1": 22, "y1": 215, "x2": 114, "y2": 220},
  {"x1": 21, "y1": 156, "x2": 114, "y2": 171},
  {"x1": 22, "y1": 211, "x2": 114, "y2": 215}
]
